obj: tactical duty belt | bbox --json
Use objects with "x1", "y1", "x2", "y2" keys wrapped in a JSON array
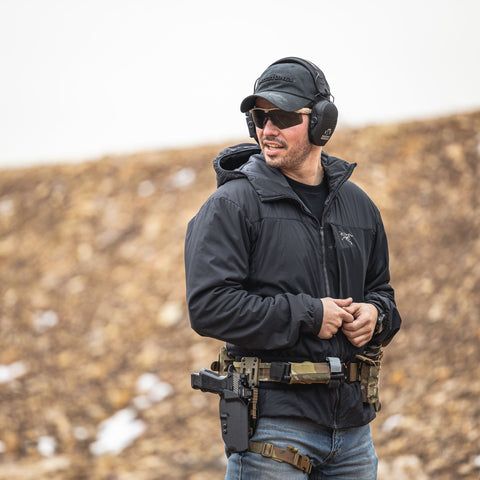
[
  {"x1": 211, "y1": 346, "x2": 383, "y2": 410},
  {"x1": 212, "y1": 347, "x2": 363, "y2": 386}
]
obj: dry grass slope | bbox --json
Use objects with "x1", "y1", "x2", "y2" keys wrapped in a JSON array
[{"x1": 0, "y1": 110, "x2": 479, "y2": 479}]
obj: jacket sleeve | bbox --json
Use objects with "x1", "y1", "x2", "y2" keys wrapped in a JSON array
[
  {"x1": 185, "y1": 195, "x2": 324, "y2": 350},
  {"x1": 363, "y1": 212, "x2": 402, "y2": 347}
]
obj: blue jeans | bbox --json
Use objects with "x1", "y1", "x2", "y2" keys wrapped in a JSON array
[{"x1": 225, "y1": 417, "x2": 378, "y2": 480}]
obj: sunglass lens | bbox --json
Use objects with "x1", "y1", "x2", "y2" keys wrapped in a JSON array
[
  {"x1": 251, "y1": 109, "x2": 304, "y2": 129},
  {"x1": 251, "y1": 110, "x2": 268, "y2": 128},
  {"x1": 273, "y1": 111, "x2": 303, "y2": 129}
]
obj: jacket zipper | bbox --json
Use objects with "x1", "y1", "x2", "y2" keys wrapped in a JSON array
[
  {"x1": 319, "y1": 164, "x2": 354, "y2": 297},
  {"x1": 319, "y1": 226, "x2": 331, "y2": 297},
  {"x1": 287, "y1": 197, "x2": 331, "y2": 298},
  {"x1": 321, "y1": 195, "x2": 342, "y2": 430}
]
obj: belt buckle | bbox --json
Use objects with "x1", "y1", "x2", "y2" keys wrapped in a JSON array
[
  {"x1": 327, "y1": 357, "x2": 345, "y2": 388},
  {"x1": 261, "y1": 442, "x2": 275, "y2": 458}
]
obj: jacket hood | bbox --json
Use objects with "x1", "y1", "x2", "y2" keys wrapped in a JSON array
[{"x1": 213, "y1": 143, "x2": 261, "y2": 188}]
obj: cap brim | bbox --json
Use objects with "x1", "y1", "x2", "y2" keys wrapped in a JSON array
[{"x1": 240, "y1": 92, "x2": 309, "y2": 113}]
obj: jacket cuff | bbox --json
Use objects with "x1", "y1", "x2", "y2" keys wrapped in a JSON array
[{"x1": 310, "y1": 300, "x2": 324, "y2": 336}]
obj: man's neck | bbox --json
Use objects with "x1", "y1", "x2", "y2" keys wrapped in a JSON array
[{"x1": 281, "y1": 153, "x2": 324, "y2": 186}]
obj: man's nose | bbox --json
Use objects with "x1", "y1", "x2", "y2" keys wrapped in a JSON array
[{"x1": 262, "y1": 118, "x2": 280, "y2": 135}]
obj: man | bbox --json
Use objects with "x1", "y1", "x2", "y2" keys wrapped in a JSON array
[{"x1": 185, "y1": 57, "x2": 401, "y2": 479}]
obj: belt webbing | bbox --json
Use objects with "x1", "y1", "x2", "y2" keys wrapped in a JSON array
[
  {"x1": 232, "y1": 358, "x2": 360, "y2": 385},
  {"x1": 249, "y1": 441, "x2": 312, "y2": 474}
]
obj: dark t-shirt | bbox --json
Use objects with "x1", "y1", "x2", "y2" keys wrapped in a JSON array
[{"x1": 285, "y1": 176, "x2": 328, "y2": 221}]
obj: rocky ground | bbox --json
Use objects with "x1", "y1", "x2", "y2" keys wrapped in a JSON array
[{"x1": 1, "y1": 110, "x2": 479, "y2": 479}]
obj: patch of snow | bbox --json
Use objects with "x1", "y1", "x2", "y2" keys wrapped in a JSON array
[
  {"x1": 132, "y1": 395, "x2": 152, "y2": 410},
  {"x1": 38, "y1": 436, "x2": 56, "y2": 457},
  {"x1": 381, "y1": 413, "x2": 404, "y2": 432},
  {"x1": 135, "y1": 373, "x2": 173, "y2": 403},
  {"x1": 171, "y1": 168, "x2": 195, "y2": 188},
  {"x1": 148, "y1": 380, "x2": 173, "y2": 403},
  {"x1": 0, "y1": 361, "x2": 27, "y2": 383},
  {"x1": 34, "y1": 310, "x2": 59, "y2": 332},
  {"x1": 157, "y1": 301, "x2": 183, "y2": 327},
  {"x1": 0, "y1": 198, "x2": 14, "y2": 216},
  {"x1": 89, "y1": 408, "x2": 146, "y2": 456},
  {"x1": 138, "y1": 180, "x2": 156, "y2": 198},
  {"x1": 73, "y1": 426, "x2": 89, "y2": 441},
  {"x1": 136, "y1": 373, "x2": 159, "y2": 393}
]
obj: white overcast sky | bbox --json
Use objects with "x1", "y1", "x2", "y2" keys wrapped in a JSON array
[{"x1": 1, "y1": 0, "x2": 479, "y2": 168}]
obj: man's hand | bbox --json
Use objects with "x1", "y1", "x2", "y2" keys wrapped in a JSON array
[
  {"x1": 341, "y1": 302, "x2": 378, "y2": 347},
  {"x1": 318, "y1": 297, "x2": 354, "y2": 339}
]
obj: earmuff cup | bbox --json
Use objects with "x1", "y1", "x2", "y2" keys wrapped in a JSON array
[
  {"x1": 246, "y1": 111, "x2": 258, "y2": 143},
  {"x1": 309, "y1": 99, "x2": 338, "y2": 146}
]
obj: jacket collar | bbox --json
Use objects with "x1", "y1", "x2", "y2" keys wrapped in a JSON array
[{"x1": 214, "y1": 143, "x2": 356, "y2": 201}]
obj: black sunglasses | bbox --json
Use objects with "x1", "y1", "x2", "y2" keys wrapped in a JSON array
[{"x1": 250, "y1": 107, "x2": 312, "y2": 130}]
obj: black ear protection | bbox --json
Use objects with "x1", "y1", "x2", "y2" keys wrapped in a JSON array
[
  {"x1": 246, "y1": 109, "x2": 258, "y2": 141},
  {"x1": 245, "y1": 57, "x2": 338, "y2": 146}
]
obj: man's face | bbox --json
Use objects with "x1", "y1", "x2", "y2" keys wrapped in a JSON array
[{"x1": 254, "y1": 98, "x2": 314, "y2": 175}]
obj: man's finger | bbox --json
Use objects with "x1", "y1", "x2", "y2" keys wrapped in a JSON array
[
  {"x1": 333, "y1": 297, "x2": 353, "y2": 308},
  {"x1": 341, "y1": 312, "x2": 355, "y2": 323}
]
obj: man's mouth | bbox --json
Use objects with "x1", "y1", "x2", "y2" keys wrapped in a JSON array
[
  {"x1": 262, "y1": 139, "x2": 286, "y2": 153},
  {"x1": 265, "y1": 143, "x2": 282, "y2": 149}
]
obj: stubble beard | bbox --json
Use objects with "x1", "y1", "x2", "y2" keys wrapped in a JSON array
[{"x1": 262, "y1": 135, "x2": 314, "y2": 174}]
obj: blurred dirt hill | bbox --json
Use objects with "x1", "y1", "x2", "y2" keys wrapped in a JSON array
[{"x1": 1, "y1": 110, "x2": 480, "y2": 480}]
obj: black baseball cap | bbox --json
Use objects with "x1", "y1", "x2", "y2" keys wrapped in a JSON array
[{"x1": 240, "y1": 60, "x2": 331, "y2": 113}]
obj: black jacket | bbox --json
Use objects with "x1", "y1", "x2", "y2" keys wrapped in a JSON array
[{"x1": 185, "y1": 143, "x2": 401, "y2": 428}]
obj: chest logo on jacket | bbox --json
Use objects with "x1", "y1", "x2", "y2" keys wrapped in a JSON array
[{"x1": 339, "y1": 231, "x2": 354, "y2": 246}]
